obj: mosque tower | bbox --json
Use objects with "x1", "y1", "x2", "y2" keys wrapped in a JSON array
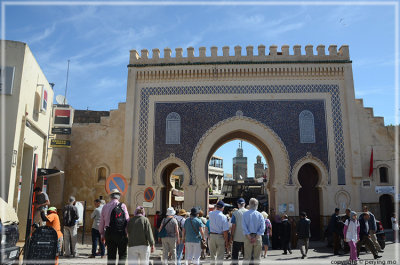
[{"x1": 233, "y1": 141, "x2": 248, "y2": 181}]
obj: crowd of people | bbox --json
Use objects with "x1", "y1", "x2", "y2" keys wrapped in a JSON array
[
  {"x1": 33, "y1": 186, "x2": 399, "y2": 265},
  {"x1": 325, "y1": 206, "x2": 400, "y2": 262},
  {"x1": 94, "y1": 190, "x2": 314, "y2": 265}
]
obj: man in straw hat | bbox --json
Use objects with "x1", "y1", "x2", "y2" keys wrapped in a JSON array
[{"x1": 99, "y1": 189, "x2": 129, "y2": 265}]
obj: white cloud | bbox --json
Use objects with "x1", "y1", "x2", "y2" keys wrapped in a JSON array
[{"x1": 27, "y1": 23, "x2": 56, "y2": 44}]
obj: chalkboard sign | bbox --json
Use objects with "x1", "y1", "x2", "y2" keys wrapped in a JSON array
[{"x1": 26, "y1": 226, "x2": 58, "y2": 265}]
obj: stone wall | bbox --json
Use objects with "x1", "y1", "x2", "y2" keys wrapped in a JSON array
[{"x1": 60, "y1": 103, "x2": 126, "y2": 231}]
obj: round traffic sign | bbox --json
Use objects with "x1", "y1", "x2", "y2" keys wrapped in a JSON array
[
  {"x1": 105, "y1": 173, "x2": 128, "y2": 196},
  {"x1": 144, "y1": 187, "x2": 155, "y2": 202}
]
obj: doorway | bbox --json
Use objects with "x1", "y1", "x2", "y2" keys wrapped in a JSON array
[
  {"x1": 379, "y1": 194, "x2": 394, "y2": 229},
  {"x1": 160, "y1": 164, "x2": 184, "y2": 215},
  {"x1": 298, "y1": 163, "x2": 320, "y2": 240}
]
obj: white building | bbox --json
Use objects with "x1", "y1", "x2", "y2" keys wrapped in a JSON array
[{"x1": 0, "y1": 40, "x2": 54, "y2": 239}]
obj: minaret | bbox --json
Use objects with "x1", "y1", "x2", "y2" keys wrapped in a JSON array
[{"x1": 233, "y1": 141, "x2": 247, "y2": 181}]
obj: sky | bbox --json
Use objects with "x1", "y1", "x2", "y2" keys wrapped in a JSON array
[{"x1": 4, "y1": 1, "x2": 398, "y2": 176}]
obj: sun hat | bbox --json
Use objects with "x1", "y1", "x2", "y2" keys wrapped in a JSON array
[
  {"x1": 166, "y1": 207, "x2": 176, "y2": 216},
  {"x1": 110, "y1": 188, "x2": 121, "y2": 195},
  {"x1": 190, "y1": 207, "x2": 199, "y2": 216},
  {"x1": 178, "y1": 209, "x2": 187, "y2": 216}
]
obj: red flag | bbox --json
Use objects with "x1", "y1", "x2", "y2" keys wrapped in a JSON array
[{"x1": 369, "y1": 148, "x2": 374, "y2": 177}]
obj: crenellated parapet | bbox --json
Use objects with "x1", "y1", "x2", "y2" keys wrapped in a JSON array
[{"x1": 129, "y1": 44, "x2": 350, "y2": 66}]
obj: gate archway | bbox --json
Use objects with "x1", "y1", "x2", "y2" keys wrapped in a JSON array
[
  {"x1": 298, "y1": 163, "x2": 321, "y2": 240},
  {"x1": 379, "y1": 194, "x2": 394, "y2": 229},
  {"x1": 190, "y1": 116, "x2": 290, "y2": 212}
]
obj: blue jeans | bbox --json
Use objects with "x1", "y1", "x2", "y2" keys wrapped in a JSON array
[
  {"x1": 176, "y1": 243, "x2": 184, "y2": 265},
  {"x1": 91, "y1": 228, "x2": 105, "y2": 256}
]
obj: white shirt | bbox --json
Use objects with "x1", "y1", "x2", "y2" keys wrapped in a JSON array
[
  {"x1": 391, "y1": 217, "x2": 399, "y2": 231},
  {"x1": 345, "y1": 219, "x2": 359, "y2": 242}
]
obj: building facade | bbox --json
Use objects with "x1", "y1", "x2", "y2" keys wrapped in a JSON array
[
  {"x1": 1, "y1": 40, "x2": 55, "y2": 239},
  {"x1": 57, "y1": 44, "x2": 398, "y2": 234},
  {"x1": 208, "y1": 155, "x2": 224, "y2": 195},
  {"x1": 233, "y1": 142, "x2": 247, "y2": 181}
]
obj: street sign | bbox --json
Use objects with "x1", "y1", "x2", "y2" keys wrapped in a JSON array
[
  {"x1": 51, "y1": 127, "x2": 71, "y2": 135},
  {"x1": 143, "y1": 201, "x2": 153, "y2": 208},
  {"x1": 105, "y1": 174, "x2": 128, "y2": 196},
  {"x1": 53, "y1": 106, "x2": 74, "y2": 128},
  {"x1": 50, "y1": 139, "x2": 71, "y2": 148},
  {"x1": 144, "y1": 187, "x2": 155, "y2": 202}
]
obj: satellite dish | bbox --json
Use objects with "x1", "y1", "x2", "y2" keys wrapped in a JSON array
[{"x1": 56, "y1": 95, "x2": 68, "y2": 105}]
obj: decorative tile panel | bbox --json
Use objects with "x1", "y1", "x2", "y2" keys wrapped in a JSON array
[
  {"x1": 138, "y1": 85, "x2": 345, "y2": 181},
  {"x1": 299, "y1": 110, "x2": 316, "y2": 143}
]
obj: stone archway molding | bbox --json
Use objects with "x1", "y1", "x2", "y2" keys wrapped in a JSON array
[
  {"x1": 153, "y1": 153, "x2": 191, "y2": 188},
  {"x1": 191, "y1": 115, "x2": 291, "y2": 211},
  {"x1": 291, "y1": 152, "x2": 329, "y2": 189},
  {"x1": 191, "y1": 115, "x2": 290, "y2": 186}
]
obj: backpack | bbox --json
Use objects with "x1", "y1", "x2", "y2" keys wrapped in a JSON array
[
  {"x1": 63, "y1": 205, "x2": 78, "y2": 227},
  {"x1": 109, "y1": 203, "x2": 127, "y2": 233},
  {"x1": 177, "y1": 217, "x2": 185, "y2": 238}
]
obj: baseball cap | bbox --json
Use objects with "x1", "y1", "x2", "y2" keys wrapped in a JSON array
[{"x1": 216, "y1": 200, "x2": 225, "y2": 208}]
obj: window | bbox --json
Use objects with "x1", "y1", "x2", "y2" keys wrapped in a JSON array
[
  {"x1": 379, "y1": 167, "x2": 389, "y2": 183},
  {"x1": 166, "y1": 112, "x2": 181, "y2": 144},
  {"x1": 98, "y1": 167, "x2": 107, "y2": 182},
  {"x1": 299, "y1": 110, "x2": 316, "y2": 143}
]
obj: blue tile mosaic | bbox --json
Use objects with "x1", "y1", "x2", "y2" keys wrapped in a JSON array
[
  {"x1": 153, "y1": 100, "x2": 329, "y2": 178},
  {"x1": 137, "y1": 85, "x2": 345, "y2": 184}
]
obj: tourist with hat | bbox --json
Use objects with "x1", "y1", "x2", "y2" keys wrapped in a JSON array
[
  {"x1": 159, "y1": 207, "x2": 180, "y2": 265},
  {"x1": 99, "y1": 188, "x2": 129, "y2": 265},
  {"x1": 127, "y1": 206, "x2": 155, "y2": 265},
  {"x1": 40, "y1": 206, "x2": 63, "y2": 265},
  {"x1": 175, "y1": 209, "x2": 187, "y2": 265},
  {"x1": 242, "y1": 198, "x2": 265, "y2": 265},
  {"x1": 343, "y1": 211, "x2": 360, "y2": 261},
  {"x1": 182, "y1": 207, "x2": 205, "y2": 265},
  {"x1": 230, "y1": 198, "x2": 248, "y2": 265},
  {"x1": 62, "y1": 195, "x2": 79, "y2": 257},
  {"x1": 208, "y1": 200, "x2": 230, "y2": 265}
]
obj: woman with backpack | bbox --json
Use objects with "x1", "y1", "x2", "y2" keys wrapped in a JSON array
[
  {"x1": 261, "y1": 211, "x2": 272, "y2": 258},
  {"x1": 127, "y1": 206, "x2": 155, "y2": 265},
  {"x1": 158, "y1": 207, "x2": 180, "y2": 265}
]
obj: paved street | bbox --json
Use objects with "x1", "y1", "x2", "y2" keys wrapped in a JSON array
[{"x1": 54, "y1": 234, "x2": 400, "y2": 265}]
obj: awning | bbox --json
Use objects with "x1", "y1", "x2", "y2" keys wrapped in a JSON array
[
  {"x1": 209, "y1": 194, "x2": 224, "y2": 200},
  {"x1": 37, "y1": 168, "x2": 64, "y2": 178},
  {"x1": 0, "y1": 198, "x2": 19, "y2": 225},
  {"x1": 172, "y1": 188, "x2": 184, "y2": 196}
]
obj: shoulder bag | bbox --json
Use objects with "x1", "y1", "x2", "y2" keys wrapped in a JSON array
[
  {"x1": 190, "y1": 218, "x2": 207, "y2": 249},
  {"x1": 158, "y1": 217, "x2": 173, "y2": 238}
]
